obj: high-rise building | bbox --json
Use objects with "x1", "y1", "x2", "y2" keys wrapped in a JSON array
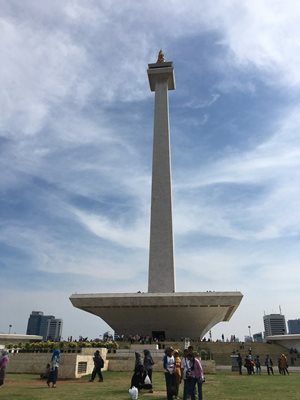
[
  {"x1": 47, "y1": 318, "x2": 63, "y2": 341},
  {"x1": 26, "y1": 311, "x2": 44, "y2": 335},
  {"x1": 263, "y1": 313, "x2": 287, "y2": 336},
  {"x1": 39, "y1": 314, "x2": 55, "y2": 340},
  {"x1": 26, "y1": 311, "x2": 62, "y2": 340},
  {"x1": 253, "y1": 332, "x2": 263, "y2": 342},
  {"x1": 288, "y1": 319, "x2": 300, "y2": 334}
]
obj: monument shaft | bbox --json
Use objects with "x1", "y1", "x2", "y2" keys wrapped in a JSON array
[{"x1": 147, "y1": 62, "x2": 175, "y2": 293}]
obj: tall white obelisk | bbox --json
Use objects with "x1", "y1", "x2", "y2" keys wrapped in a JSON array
[{"x1": 147, "y1": 51, "x2": 176, "y2": 293}]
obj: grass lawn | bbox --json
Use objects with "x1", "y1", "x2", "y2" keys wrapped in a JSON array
[{"x1": 1, "y1": 370, "x2": 300, "y2": 400}]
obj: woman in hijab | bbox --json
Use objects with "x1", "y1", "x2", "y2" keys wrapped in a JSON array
[
  {"x1": 130, "y1": 352, "x2": 145, "y2": 390},
  {"x1": 143, "y1": 349, "x2": 154, "y2": 392},
  {"x1": 173, "y1": 349, "x2": 182, "y2": 399},
  {"x1": 143, "y1": 349, "x2": 154, "y2": 383},
  {"x1": 47, "y1": 349, "x2": 61, "y2": 388},
  {"x1": 0, "y1": 350, "x2": 9, "y2": 386}
]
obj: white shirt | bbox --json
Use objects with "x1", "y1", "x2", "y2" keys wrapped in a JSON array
[{"x1": 180, "y1": 357, "x2": 191, "y2": 379}]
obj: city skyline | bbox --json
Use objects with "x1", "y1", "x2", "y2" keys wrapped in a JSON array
[{"x1": 1, "y1": 1, "x2": 300, "y2": 341}]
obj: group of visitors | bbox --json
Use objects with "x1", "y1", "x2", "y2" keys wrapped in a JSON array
[
  {"x1": 163, "y1": 346, "x2": 205, "y2": 400},
  {"x1": 237, "y1": 351, "x2": 290, "y2": 376},
  {"x1": 0, "y1": 348, "x2": 60, "y2": 389},
  {"x1": 43, "y1": 348, "x2": 104, "y2": 387},
  {"x1": 0, "y1": 346, "x2": 105, "y2": 390},
  {"x1": 241, "y1": 351, "x2": 262, "y2": 375}
]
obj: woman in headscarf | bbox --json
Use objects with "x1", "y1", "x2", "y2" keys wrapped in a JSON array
[
  {"x1": 130, "y1": 352, "x2": 145, "y2": 390},
  {"x1": 0, "y1": 350, "x2": 9, "y2": 386},
  {"x1": 143, "y1": 349, "x2": 154, "y2": 382},
  {"x1": 47, "y1": 349, "x2": 61, "y2": 388},
  {"x1": 143, "y1": 349, "x2": 154, "y2": 392},
  {"x1": 173, "y1": 349, "x2": 182, "y2": 399}
]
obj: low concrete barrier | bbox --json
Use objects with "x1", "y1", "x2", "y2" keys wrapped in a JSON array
[
  {"x1": 107, "y1": 349, "x2": 216, "y2": 373},
  {"x1": 7, "y1": 348, "x2": 108, "y2": 379},
  {"x1": 6, "y1": 347, "x2": 216, "y2": 377},
  {"x1": 107, "y1": 357, "x2": 215, "y2": 373}
]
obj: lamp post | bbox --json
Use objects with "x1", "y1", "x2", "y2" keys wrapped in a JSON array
[
  {"x1": 8, "y1": 324, "x2": 12, "y2": 334},
  {"x1": 248, "y1": 325, "x2": 252, "y2": 341}
]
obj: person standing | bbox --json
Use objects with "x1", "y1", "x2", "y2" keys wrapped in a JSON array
[
  {"x1": 130, "y1": 352, "x2": 145, "y2": 390},
  {"x1": 89, "y1": 350, "x2": 104, "y2": 382},
  {"x1": 47, "y1": 349, "x2": 60, "y2": 388},
  {"x1": 173, "y1": 350, "x2": 182, "y2": 400},
  {"x1": 0, "y1": 350, "x2": 9, "y2": 387},
  {"x1": 244, "y1": 355, "x2": 254, "y2": 375},
  {"x1": 265, "y1": 355, "x2": 274, "y2": 375},
  {"x1": 237, "y1": 353, "x2": 242, "y2": 375},
  {"x1": 180, "y1": 348, "x2": 191, "y2": 400},
  {"x1": 143, "y1": 349, "x2": 154, "y2": 392},
  {"x1": 254, "y1": 355, "x2": 261, "y2": 375},
  {"x1": 188, "y1": 352, "x2": 205, "y2": 400},
  {"x1": 40, "y1": 363, "x2": 51, "y2": 379},
  {"x1": 163, "y1": 347, "x2": 176, "y2": 400},
  {"x1": 143, "y1": 349, "x2": 154, "y2": 383},
  {"x1": 279, "y1": 353, "x2": 289, "y2": 375}
]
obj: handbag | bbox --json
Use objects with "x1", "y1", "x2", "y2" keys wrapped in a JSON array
[{"x1": 186, "y1": 369, "x2": 193, "y2": 379}]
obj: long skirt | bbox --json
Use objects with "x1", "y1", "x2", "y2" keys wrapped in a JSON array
[{"x1": 0, "y1": 367, "x2": 6, "y2": 386}]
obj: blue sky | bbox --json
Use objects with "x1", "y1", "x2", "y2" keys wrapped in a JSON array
[{"x1": 1, "y1": 0, "x2": 300, "y2": 341}]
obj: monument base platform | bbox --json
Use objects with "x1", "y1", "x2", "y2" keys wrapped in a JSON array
[{"x1": 69, "y1": 291, "x2": 243, "y2": 340}]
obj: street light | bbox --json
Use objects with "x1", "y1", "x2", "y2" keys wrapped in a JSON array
[
  {"x1": 8, "y1": 324, "x2": 12, "y2": 334},
  {"x1": 248, "y1": 325, "x2": 252, "y2": 340}
]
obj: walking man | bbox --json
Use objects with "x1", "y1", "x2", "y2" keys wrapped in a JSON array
[{"x1": 89, "y1": 350, "x2": 104, "y2": 382}]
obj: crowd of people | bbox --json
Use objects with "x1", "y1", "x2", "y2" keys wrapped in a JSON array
[
  {"x1": 237, "y1": 350, "x2": 291, "y2": 376},
  {"x1": 128, "y1": 345, "x2": 205, "y2": 400},
  {"x1": 162, "y1": 346, "x2": 205, "y2": 400}
]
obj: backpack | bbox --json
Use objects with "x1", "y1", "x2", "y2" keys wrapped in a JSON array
[{"x1": 99, "y1": 357, "x2": 104, "y2": 368}]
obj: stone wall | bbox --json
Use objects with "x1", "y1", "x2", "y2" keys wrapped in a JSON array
[
  {"x1": 106, "y1": 348, "x2": 216, "y2": 373},
  {"x1": 6, "y1": 348, "x2": 108, "y2": 379},
  {"x1": 107, "y1": 356, "x2": 215, "y2": 373}
]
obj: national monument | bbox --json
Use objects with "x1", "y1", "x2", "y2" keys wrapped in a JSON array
[{"x1": 70, "y1": 51, "x2": 243, "y2": 340}]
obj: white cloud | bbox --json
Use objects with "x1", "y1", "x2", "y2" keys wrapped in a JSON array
[
  {"x1": 71, "y1": 208, "x2": 149, "y2": 250},
  {"x1": 204, "y1": 0, "x2": 300, "y2": 87}
]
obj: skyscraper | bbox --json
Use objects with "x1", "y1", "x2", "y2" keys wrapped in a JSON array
[
  {"x1": 47, "y1": 318, "x2": 63, "y2": 341},
  {"x1": 288, "y1": 319, "x2": 300, "y2": 334},
  {"x1": 26, "y1": 311, "x2": 62, "y2": 340},
  {"x1": 26, "y1": 311, "x2": 44, "y2": 335},
  {"x1": 263, "y1": 313, "x2": 287, "y2": 336}
]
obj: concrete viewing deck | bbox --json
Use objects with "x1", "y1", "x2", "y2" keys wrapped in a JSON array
[{"x1": 70, "y1": 291, "x2": 243, "y2": 340}]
